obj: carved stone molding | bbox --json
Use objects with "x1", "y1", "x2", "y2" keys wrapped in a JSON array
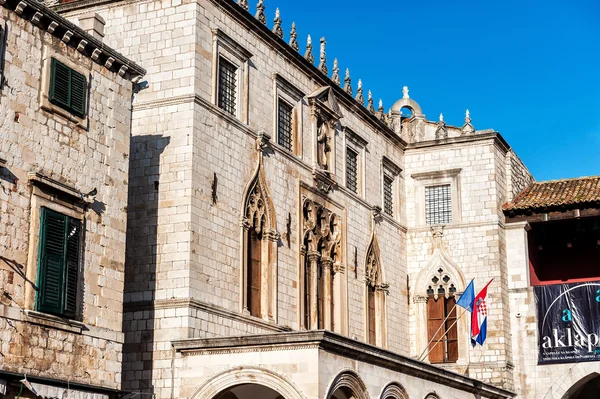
[
  {"x1": 413, "y1": 295, "x2": 429, "y2": 304},
  {"x1": 313, "y1": 167, "x2": 337, "y2": 194}
]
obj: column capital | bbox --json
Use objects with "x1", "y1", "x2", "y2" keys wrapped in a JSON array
[{"x1": 413, "y1": 295, "x2": 429, "y2": 304}]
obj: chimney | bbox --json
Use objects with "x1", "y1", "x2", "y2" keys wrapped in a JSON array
[{"x1": 79, "y1": 13, "x2": 105, "y2": 41}]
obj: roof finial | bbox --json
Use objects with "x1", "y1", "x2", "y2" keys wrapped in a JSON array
[
  {"x1": 331, "y1": 59, "x2": 340, "y2": 85},
  {"x1": 402, "y1": 86, "x2": 409, "y2": 99},
  {"x1": 355, "y1": 79, "x2": 364, "y2": 104},
  {"x1": 462, "y1": 109, "x2": 475, "y2": 135},
  {"x1": 378, "y1": 99, "x2": 384, "y2": 113},
  {"x1": 439, "y1": 113, "x2": 444, "y2": 122},
  {"x1": 289, "y1": 22, "x2": 299, "y2": 51},
  {"x1": 237, "y1": 0, "x2": 249, "y2": 10},
  {"x1": 344, "y1": 68, "x2": 352, "y2": 95},
  {"x1": 318, "y1": 37, "x2": 327, "y2": 74},
  {"x1": 273, "y1": 8, "x2": 283, "y2": 39},
  {"x1": 304, "y1": 35, "x2": 314, "y2": 63},
  {"x1": 255, "y1": 0, "x2": 266, "y2": 25},
  {"x1": 435, "y1": 113, "x2": 448, "y2": 139},
  {"x1": 367, "y1": 90, "x2": 375, "y2": 113}
]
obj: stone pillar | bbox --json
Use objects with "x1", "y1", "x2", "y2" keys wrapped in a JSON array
[
  {"x1": 307, "y1": 251, "x2": 320, "y2": 330},
  {"x1": 414, "y1": 295, "x2": 429, "y2": 360},
  {"x1": 333, "y1": 261, "x2": 346, "y2": 335},
  {"x1": 322, "y1": 257, "x2": 333, "y2": 330},
  {"x1": 240, "y1": 218, "x2": 251, "y2": 314}
]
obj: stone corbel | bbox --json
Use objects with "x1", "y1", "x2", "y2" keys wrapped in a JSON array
[
  {"x1": 377, "y1": 283, "x2": 390, "y2": 295},
  {"x1": 239, "y1": 216, "x2": 252, "y2": 230},
  {"x1": 47, "y1": 21, "x2": 58, "y2": 33},
  {"x1": 262, "y1": 229, "x2": 280, "y2": 242},
  {"x1": 333, "y1": 262, "x2": 345, "y2": 275},
  {"x1": 413, "y1": 295, "x2": 428, "y2": 304},
  {"x1": 31, "y1": 12, "x2": 43, "y2": 25},
  {"x1": 312, "y1": 167, "x2": 337, "y2": 194},
  {"x1": 256, "y1": 129, "x2": 271, "y2": 152},
  {"x1": 62, "y1": 30, "x2": 73, "y2": 43},
  {"x1": 15, "y1": 1, "x2": 26, "y2": 14}
]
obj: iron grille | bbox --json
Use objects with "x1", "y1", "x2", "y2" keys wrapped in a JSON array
[
  {"x1": 277, "y1": 100, "x2": 293, "y2": 151},
  {"x1": 425, "y1": 184, "x2": 452, "y2": 225},
  {"x1": 218, "y1": 57, "x2": 237, "y2": 116},
  {"x1": 383, "y1": 174, "x2": 394, "y2": 216},
  {"x1": 346, "y1": 148, "x2": 358, "y2": 194}
]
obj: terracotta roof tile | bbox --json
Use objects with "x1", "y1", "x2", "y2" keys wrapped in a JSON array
[{"x1": 503, "y1": 175, "x2": 600, "y2": 212}]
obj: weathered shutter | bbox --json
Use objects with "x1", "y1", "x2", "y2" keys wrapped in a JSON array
[
  {"x1": 0, "y1": 23, "x2": 7, "y2": 90},
  {"x1": 445, "y1": 296, "x2": 459, "y2": 362},
  {"x1": 427, "y1": 296, "x2": 445, "y2": 363},
  {"x1": 37, "y1": 208, "x2": 67, "y2": 315},
  {"x1": 247, "y1": 230, "x2": 261, "y2": 318},
  {"x1": 367, "y1": 285, "x2": 376, "y2": 345},
  {"x1": 49, "y1": 58, "x2": 71, "y2": 110},
  {"x1": 69, "y1": 69, "x2": 87, "y2": 117},
  {"x1": 63, "y1": 217, "x2": 81, "y2": 318}
]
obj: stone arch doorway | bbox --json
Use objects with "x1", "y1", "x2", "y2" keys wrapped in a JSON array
[
  {"x1": 325, "y1": 370, "x2": 370, "y2": 399},
  {"x1": 213, "y1": 383, "x2": 285, "y2": 399},
  {"x1": 562, "y1": 373, "x2": 600, "y2": 399}
]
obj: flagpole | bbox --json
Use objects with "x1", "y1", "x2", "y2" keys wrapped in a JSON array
[
  {"x1": 417, "y1": 302, "x2": 458, "y2": 361},
  {"x1": 419, "y1": 308, "x2": 468, "y2": 362}
]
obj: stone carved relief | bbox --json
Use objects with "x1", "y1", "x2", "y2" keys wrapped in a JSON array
[
  {"x1": 302, "y1": 198, "x2": 342, "y2": 262},
  {"x1": 365, "y1": 233, "x2": 389, "y2": 293}
]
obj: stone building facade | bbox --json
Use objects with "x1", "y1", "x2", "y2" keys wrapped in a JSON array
[
  {"x1": 1, "y1": 0, "x2": 589, "y2": 398},
  {"x1": 0, "y1": 0, "x2": 144, "y2": 397}
]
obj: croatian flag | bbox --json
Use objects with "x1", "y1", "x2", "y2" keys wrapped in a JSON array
[{"x1": 471, "y1": 279, "x2": 493, "y2": 346}]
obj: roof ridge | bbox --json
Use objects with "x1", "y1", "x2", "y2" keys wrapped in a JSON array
[{"x1": 532, "y1": 175, "x2": 600, "y2": 185}]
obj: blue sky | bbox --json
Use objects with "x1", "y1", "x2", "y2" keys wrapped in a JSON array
[{"x1": 253, "y1": 0, "x2": 599, "y2": 181}]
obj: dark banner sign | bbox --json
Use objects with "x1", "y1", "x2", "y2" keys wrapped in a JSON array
[{"x1": 535, "y1": 282, "x2": 600, "y2": 365}]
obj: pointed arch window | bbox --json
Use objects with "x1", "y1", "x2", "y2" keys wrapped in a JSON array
[
  {"x1": 364, "y1": 233, "x2": 388, "y2": 347},
  {"x1": 240, "y1": 157, "x2": 279, "y2": 321},
  {"x1": 426, "y1": 268, "x2": 458, "y2": 363}
]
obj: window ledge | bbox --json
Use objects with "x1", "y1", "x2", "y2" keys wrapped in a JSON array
[
  {"x1": 28, "y1": 172, "x2": 90, "y2": 203},
  {"x1": 24, "y1": 310, "x2": 85, "y2": 334}
]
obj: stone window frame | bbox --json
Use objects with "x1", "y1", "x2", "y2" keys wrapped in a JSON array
[
  {"x1": 272, "y1": 73, "x2": 304, "y2": 157},
  {"x1": 363, "y1": 232, "x2": 388, "y2": 348},
  {"x1": 24, "y1": 173, "x2": 88, "y2": 324},
  {"x1": 211, "y1": 28, "x2": 252, "y2": 123},
  {"x1": 381, "y1": 156, "x2": 402, "y2": 221},
  {"x1": 411, "y1": 168, "x2": 462, "y2": 227},
  {"x1": 343, "y1": 127, "x2": 367, "y2": 199},
  {"x1": 39, "y1": 46, "x2": 91, "y2": 129}
]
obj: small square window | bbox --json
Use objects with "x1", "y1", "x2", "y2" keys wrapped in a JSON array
[
  {"x1": 49, "y1": 58, "x2": 87, "y2": 117},
  {"x1": 383, "y1": 174, "x2": 394, "y2": 216},
  {"x1": 217, "y1": 57, "x2": 237, "y2": 116},
  {"x1": 425, "y1": 184, "x2": 452, "y2": 225},
  {"x1": 36, "y1": 207, "x2": 82, "y2": 318},
  {"x1": 346, "y1": 147, "x2": 358, "y2": 194},
  {"x1": 277, "y1": 99, "x2": 293, "y2": 151}
]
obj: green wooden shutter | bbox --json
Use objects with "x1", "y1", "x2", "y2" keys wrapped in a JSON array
[
  {"x1": 49, "y1": 58, "x2": 71, "y2": 110},
  {"x1": 37, "y1": 208, "x2": 67, "y2": 315},
  {"x1": 63, "y1": 217, "x2": 81, "y2": 317},
  {"x1": 69, "y1": 70, "x2": 86, "y2": 117}
]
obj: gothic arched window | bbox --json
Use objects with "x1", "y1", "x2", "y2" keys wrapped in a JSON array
[
  {"x1": 364, "y1": 233, "x2": 388, "y2": 347},
  {"x1": 426, "y1": 268, "x2": 458, "y2": 363}
]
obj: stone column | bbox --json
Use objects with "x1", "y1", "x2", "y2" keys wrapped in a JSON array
[
  {"x1": 240, "y1": 218, "x2": 252, "y2": 314},
  {"x1": 321, "y1": 257, "x2": 333, "y2": 330},
  {"x1": 414, "y1": 295, "x2": 429, "y2": 359},
  {"x1": 307, "y1": 251, "x2": 321, "y2": 330},
  {"x1": 263, "y1": 229, "x2": 279, "y2": 321},
  {"x1": 333, "y1": 261, "x2": 346, "y2": 335}
]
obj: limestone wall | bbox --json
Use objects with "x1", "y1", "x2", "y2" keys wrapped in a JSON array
[{"x1": 0, "y1": 8, "x2": 134, "y2": 389}]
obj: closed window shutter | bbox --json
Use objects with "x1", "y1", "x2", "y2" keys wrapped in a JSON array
[
  {"x1": 37, "y1": 208, "x2": 67, "y2": 315},
  {"x1": 0, "y1": 23, "x2": 6, "y2": 90},
  {"x1": 70, "y1": 70, "x2": 87, "y2": 117},
  {"x1": 63, "y1": 217, "x2": 81, "y2": 318},
  {"x1": 49, "y1": 58, "x2": 71, "y2": 110},
  {"x1": 427, "y1": 296, "x2": 445, "y2": 363}
]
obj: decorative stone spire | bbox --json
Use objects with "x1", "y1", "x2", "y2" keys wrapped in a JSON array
[
  {"x1": 238, "y1": 0, "x2": 249, "y2": 10},
  {"x1": 378, "y1": 99, "x2": 384, "y2": 113},
  {"x1": 355, "y1": 79, "x2": 364, "y2": 104},
  {"x1": 343, "y1": 68, "x2": 352, "y2": 95},
  {"x1": 462, "y1": 109, "x2": 475, "y2": 135},
  {"x1": 403, "y1": 86, "x2": 409, "y2": 99},
  {"x1": 304, "y1": 35, "x2": 314, "y2": 63},
  {"x1": 435, "y1": 113, "x2": 448, "y2": 139},
  {"x1": 387, "y1": 108, "x2": 394, "y2": 129},
  {"x1": 318, "y1": 37, "x2": 327, "y2": 74},
  {"x1": 367, "y1": 91, "x2": 374, "y2": 113},
  {"x1": 255, "y1": 0, "x2": 266, "y2": 24},
  {"x1": 273, "y1": 8, "x2": 283, "y2": 39},
  {"x1": 331, "y1": 59, "x2": 340, "y2": 85},
  {"x1": 289, "y1": 22, "x2": 299, "y2": 51}
]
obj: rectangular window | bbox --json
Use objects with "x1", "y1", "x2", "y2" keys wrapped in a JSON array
[
  {"x1": 49, "y1": 58, "x2": 87, "y2": 117},
  {"x1": 346, "y1": 148, "x2": 358, "y2": 194},
  {"x1": 0, "y1": 22, "x2": 7, "y2": 90},
  {"x1": 425, "y1": 184, "x2": 452, "y2": 225},
  {"x1": 383, "y1": 174, "x2": 394, "y2": 216},
  {"x1": 36, "y1": 207, "x2": 81, "y2": 318},
  {"x1": 277, "y1": 99, "x2": 293, "y2": 151},
  {"x1": 217, "y1": 57, "x2": 237, "y2": 116}
]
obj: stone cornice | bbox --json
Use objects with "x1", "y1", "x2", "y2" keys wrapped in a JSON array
[
  {"x1": 2, "y1": 0, "x2": 145, "y2": 82},
  {"x1": 172, "y1": 330, "x2": 515, "y2": 399},
  {"x1": 406, "y1": 132, "x2": 510, "y2": 153},
  {"x1": 123, "y1": 298, "x2": 292, "y2": 333}
]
